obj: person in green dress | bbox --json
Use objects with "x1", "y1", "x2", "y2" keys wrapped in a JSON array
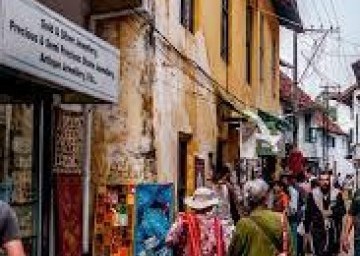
[{"x1": 228, "y1": 179, "x2": 294, "y2": 256}]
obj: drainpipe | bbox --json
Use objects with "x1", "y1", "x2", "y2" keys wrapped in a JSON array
[{"x1": 82, "y1": 104, "x2": 92, "y2": 255}]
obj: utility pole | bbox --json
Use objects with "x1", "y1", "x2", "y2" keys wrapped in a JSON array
[
  {"x1": 320, "y1": 85, "x2": 339, "y2": 171},
  {"x1": 292, "y1": 31, "x2": 298, "y2": 145},
  {"x1": 291, "y1": 27, "x2": 339, "y2": 146},
  {"x1": 290, "y1": 27, "x2": 339, "y2": 177}
]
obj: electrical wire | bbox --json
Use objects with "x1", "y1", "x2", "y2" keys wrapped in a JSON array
[
  {"x1": 298, "y1": 30, "x2": 330, "y2": 85},
  {"x1": 298, "y1": 0, "x2": 311, "y2": 27},
  {"x1": 331, "y1": 35, "x2": 360, "y2": 49},
  {"x1": 120, "y1": 15, "x2": 219, "y2": 105},
  {"x1": 298, "y1": 34, "x2": 355, "y2": 87},
  {"x1": 126, "y1": 6, "x2": 273, "y2": 112},
  {"x1": 320, "y1": 0, "x2": 334, "y2": 27},
  {"x1": 95, "y1": 3, "x2": 314, "y2": 115},
  {"x1": 301, "y1": 51, "x2": 343, "y2": 87},
  {"x1": 299, "y1": 39, "x2": 360, "y2": 58},
  {"x1": 310, "y1": 0, "x2": 324, "y2": 26},
  {"x1": 329, "y1": 0, "x2": 340, "y2": 28}
]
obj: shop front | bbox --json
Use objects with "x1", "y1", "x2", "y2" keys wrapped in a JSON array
[{"x1": 0, "y1": 0, "x2": 119, "y2": 255}]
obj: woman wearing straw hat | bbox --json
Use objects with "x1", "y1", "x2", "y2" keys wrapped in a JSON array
[
  {"x1": 229, "y1": 179, "x2": 295, "y2": 256},
  {"x1": 166, "y1": 187, "x2": 226, "y2": 256}
]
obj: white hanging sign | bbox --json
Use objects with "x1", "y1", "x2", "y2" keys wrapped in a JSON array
[{"x1": 0, "y1": 0, "x2": 120, "y2": 103}]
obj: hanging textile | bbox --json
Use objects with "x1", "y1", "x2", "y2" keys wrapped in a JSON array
[
  {"x1": 53, "y1": 108, "x2": 84, "y2": 174},
  {"x1": 53, "y1": 108, "x2": 84, "y2": 255},
  {"x1": 55, "y1": 173, "x2": 83, "y2": 256}
]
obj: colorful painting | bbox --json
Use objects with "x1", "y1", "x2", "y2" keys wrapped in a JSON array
[
  {"x1": 93, "y1": 184, "x2": 135, "y2": 256},
  {"x1": 134, "y1": 184, "x2": 174, "y2": 256}
]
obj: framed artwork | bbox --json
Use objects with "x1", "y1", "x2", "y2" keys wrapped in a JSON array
[{"x1": 134, "y1": 184, "x2": 174, "y2": 256}]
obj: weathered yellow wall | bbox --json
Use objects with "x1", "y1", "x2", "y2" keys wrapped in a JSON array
[
  {"x1": 199, "y1": 0, "x2": 280, "y2": 114},
  {"x1": 91, "y1": 0, "x2": 282, "y2": 208},
  {"x1": 92, "y1": 17, "x2": 158, "y2": 187},
  {"x1": 153, "y1": 0, "x2": 282, "y2": 195},
  {"x1": 154, "y1": 0, "x2": 218, "y2": 197}
]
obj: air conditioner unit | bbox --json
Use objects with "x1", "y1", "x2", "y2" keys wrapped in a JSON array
[{"x1": 91, "y1": 0, "x2": 151, "y2": 16}]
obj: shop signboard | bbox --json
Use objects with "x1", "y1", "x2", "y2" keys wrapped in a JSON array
[{"x1": 0, "y1": 0, "x2": 119, "y2": 103}]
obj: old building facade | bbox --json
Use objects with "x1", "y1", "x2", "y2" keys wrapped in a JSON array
[{"x1": 89, "y1": 0, "x2": 301, "y2": 254}]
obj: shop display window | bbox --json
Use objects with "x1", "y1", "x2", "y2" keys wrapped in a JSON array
[{"x1": 0, "y1": 104, "x2": 38, "y2": 256}]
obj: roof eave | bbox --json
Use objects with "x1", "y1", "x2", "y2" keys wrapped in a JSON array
[{"x1": 272, "y1": 0, "x2": 303, "y2": 32}]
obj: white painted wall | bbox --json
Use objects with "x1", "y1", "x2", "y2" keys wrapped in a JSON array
[{"x1": 295, "y1": 111, "x2": 354, "y2": 176}]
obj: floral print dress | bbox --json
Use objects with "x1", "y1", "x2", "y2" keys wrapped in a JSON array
[{"x1": 166, "y1": 213, "x2": 225, "y2": 256}]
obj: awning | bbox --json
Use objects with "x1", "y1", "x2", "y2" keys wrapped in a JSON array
[
  {"x1": 216, "y1": 87, "x2": 244, "y2": 114},
  {"x1": 242, "y1": 109, "x2": 282, "y2": 154},
  {"x1": 257, "y1": 140, "x2": 277, "y2": 156},
  {"x1": 258, "y1": 110, "x2": 292, "y2": 133}
]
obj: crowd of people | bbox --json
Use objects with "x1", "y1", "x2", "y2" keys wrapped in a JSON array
[{"x1": 166, "y1": 164, "x2": 359, "y2": 256}]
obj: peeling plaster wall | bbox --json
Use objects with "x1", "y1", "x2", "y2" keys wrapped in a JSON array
[
  {"x1": 90, "y1": 0, "x2": 282, "y2": 196},
  {"x1": 92, "y1": 17, "x2": 157, "y2": 186},
  {"x1": 154, "y1": 0, "x2": 218, "y2": 192},
  {"x1": 91, "y1": 1, "x2": 218, "y2": 197}
]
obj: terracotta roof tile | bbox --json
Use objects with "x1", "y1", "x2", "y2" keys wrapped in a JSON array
[{"x1": 280, "y1": 72, "x2": 345, "y2": 135}]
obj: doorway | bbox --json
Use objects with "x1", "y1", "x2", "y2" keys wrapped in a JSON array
[{"x1": 178, "y1": 133, "x2": 190, "y2": 212}]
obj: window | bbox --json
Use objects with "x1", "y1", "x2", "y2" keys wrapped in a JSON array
[
  {"x1": 178, "y1": 134, "x2": 190, "y2": 212},
  {"x1": 304, "y1": 114, "x2": 316, "y2": 143},
  {"x1": 327, "y1": 136, "x2": 336, "y2": 148},
  {"x1": 304, "y1": 113, "x2": 315, "y2": 142},
  {"x1": 221, "y1": 0, "x2": 229, "y2": 62},
  {"x1": 180, "y1": 0, "x2": 194, "y2": 32},
  {"x1": 271, "y1": 40, "x2": 277, "y2": 98},
  {"x1": 246, "y1": 0, "x2": 253, "y2": 85},
  {"x1": 260, "y1": 14, "x2": 264, "y2": 82}
]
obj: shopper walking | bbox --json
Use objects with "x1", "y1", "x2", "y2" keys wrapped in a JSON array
[
  {"x1": 273, "y1": 180, "x2": 290, "y2": 213},
  {"x1": 304, "y1": 172, "x2": 346, "y2": 256},
  {"x1": 212, "y1": 165, "x2": 240, "y2": 224},
  {"x1": 0, "y1": 200, "x2": 25, "y2": 256},
  {"x1": 342, "y1": 188, "x2": 360, "y2": 255},
  {"x1": 166, "y1": 187, "x2": 226, "y2": 256},
  {"x1": 228, "y1": 179, "x2": 294, "y2": 256}
]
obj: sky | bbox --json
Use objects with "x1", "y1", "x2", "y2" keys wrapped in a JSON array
[{"x1": 280, "y1": 0, "x2": 360, "y2": 98}]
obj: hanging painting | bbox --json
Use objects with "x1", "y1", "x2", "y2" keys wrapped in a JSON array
[{"x1": 134, "y1": 184, "x2": 174, "y2": 256}]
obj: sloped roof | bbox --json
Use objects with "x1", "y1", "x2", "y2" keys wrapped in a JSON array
[
  {"x1": 280, "y1": 72, "x2": 313, "y2": 110},
  {"x1": 280, "y1": 72, "x2": 345, "y2": 135},
  {"x1": 313, "y1": 111, "x2": 345, "y2": 135},
  {"x1": 272, "y1": 0, "x2": 303, "y2": 32},
  {"x1": 337, "y1": 84, "x2": 358, "y2": 107}
]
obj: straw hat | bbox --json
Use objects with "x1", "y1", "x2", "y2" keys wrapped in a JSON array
[{"x1": 184, "y1": 187, "x2": 219, "y2": 210}]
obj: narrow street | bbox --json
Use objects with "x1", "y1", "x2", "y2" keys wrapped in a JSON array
[{"x1": 1, "y1": 0, "x2": 360, "y2": 255}]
